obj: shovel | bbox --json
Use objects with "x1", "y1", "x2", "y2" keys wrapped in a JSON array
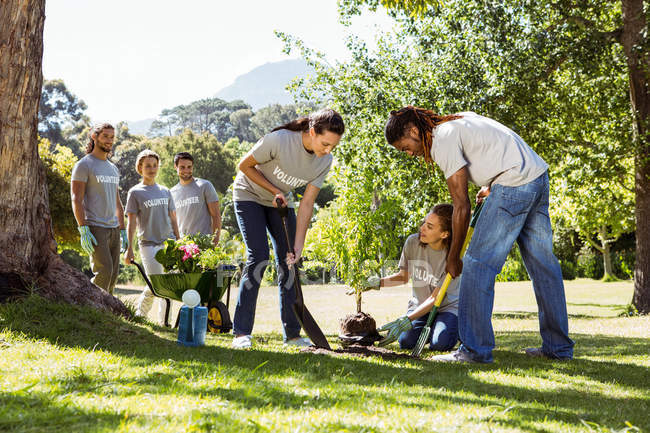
[
  {"x1": 276, "y1": 199, "x2": 331, "y2": 350},
  {"x1": 411, "y1": 201, "x2": 484, "y2": 357}
]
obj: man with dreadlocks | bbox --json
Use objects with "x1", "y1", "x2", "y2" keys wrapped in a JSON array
[
  {"x1": 384, "y1": 107, "x2": 574, "y2": 363},
  {"x1": 71, "y1": 123, "x2": 128, "y2": 294}
]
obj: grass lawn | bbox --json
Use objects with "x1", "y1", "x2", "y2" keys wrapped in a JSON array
[{"x1": 0, "y1": 279, "x2": 648, "y2": 432}]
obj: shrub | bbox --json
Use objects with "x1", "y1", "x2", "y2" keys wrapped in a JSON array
[
  {"x1": 496, "y1": 246, "x2": 530, "y2": 282},
  {"x1": 559, "y1": 260, "x2": 577, "y2": 280},
  {"x1": 613, "y1": 249, "x2": 635, "y2": 280},
  {"x1": 576, "y1": 245, "x2": 603, "y2": 279}
]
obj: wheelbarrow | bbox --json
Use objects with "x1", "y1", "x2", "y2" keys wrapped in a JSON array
[{"x1": 131, "y1": 260, "x2": 237, "y2": 333}]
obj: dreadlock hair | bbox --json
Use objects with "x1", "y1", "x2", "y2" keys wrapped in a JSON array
[
  {"x1": 271, "y1": 108, "x2": 345, "y2": 136},
  {"x1": 385, "y1": 106, "x2": 462, "y2": 164},
  {"x1": 85, "y1": 123, "x2": 115, "y2": 154}
]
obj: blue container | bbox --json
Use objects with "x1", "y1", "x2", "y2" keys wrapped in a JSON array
[{"x1": 177, "y1": 306, "x2": 208, "y2": 347}]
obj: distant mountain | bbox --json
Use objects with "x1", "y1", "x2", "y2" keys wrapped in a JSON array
[
  {"x1": 125, "y1": 117, "x2": 155, "y2": 136},
  {"x1": 126, "y1": 59, "x2": 314, "y2": 135},
  {"x1": 214, "y1": 59, "x2": 314, "y2": 110}
]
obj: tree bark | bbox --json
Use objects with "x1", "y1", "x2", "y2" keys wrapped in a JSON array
[
  {"x1": 0, "y1": 0, "x2": 129, "y2": 317},
  {"x1": 621, "y1": 0, "x2": 650, "y2": 313},
  {"x1": 598, "y1": 226, "x2": 616, "y2": 281}
]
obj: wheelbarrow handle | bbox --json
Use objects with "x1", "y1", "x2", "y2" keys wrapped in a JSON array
[
  {"x1": 130, "y1": 259, "x2": 155, "y2": 292},
  {"x1": 129, "y1": 259, "x2": 172, "y2": 327}
]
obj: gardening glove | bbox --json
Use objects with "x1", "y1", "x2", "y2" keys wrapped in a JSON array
[
  {"x1": 120, "y1": 229, "x2": 129, "y2": 253},
  {"x1": 377, "y1": 316, "x2": 412, "y2": 347},
  {"x1": 345, "y1": 276, "x2": 381, "y2": 295},
  {"x1": 78, "y1": 225, "x2": 97, "y2": 255}
]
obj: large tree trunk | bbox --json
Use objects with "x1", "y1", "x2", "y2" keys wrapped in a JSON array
[
  {"x1": 0, "y1": 0, "x2": 128, "y2": 317},
  {"x1": 622, "y1": 0, "x2": 650, "y2": 313}
]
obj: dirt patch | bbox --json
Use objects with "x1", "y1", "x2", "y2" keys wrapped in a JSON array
[{"x1": 302, "y1": 343, "x2": 422, "y2": 362}]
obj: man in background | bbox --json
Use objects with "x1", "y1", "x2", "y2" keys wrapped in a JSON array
[
  {"x1": 70, "y1": 123, "x2": 128, "y2": 294},
  {"x1": 170, "y1": 152, "x2": 221, "y2": 243}
]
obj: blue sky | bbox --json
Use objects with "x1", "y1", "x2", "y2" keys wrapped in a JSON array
[{"x1": 43, "y1": 0, "x2": 392, "y2": 123}]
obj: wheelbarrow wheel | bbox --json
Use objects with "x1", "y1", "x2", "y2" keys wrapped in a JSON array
[{"x1": 207, "y1": 302, "x2": 232, "y2": 334}]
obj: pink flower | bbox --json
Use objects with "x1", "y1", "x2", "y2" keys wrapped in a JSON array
[{"x1": 179, "y1": 244, "x2": 200, "y2": 262}]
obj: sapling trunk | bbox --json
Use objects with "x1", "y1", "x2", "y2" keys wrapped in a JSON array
[{"x1": 356, "y1": 288, "x2": 362, "y2": 313}]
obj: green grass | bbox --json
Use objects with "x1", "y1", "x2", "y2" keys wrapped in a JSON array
[{"x1": 0, "y1": 279, "x2": 648, "y2": 433}]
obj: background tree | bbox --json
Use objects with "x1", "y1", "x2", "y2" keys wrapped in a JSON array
[
  {"x1": 229, "y1": 108, "x2": 255, "y2": 142},
  {"x1": 110, "y1": 126, "x2": 148, "y2": 203},
  {"x1": 38, "y1": 138, "x2": 80, "y2": 252},
  {"x1": 0, "y1": 0, "x2": 127, "y2": 315},
  {"x1": 148, "y1": 97, "x2": 251, "y2": 141},
  {"x1": 223, "y1": 137, "x2": 253, "y2": 162},
  {"x1": 249, "y1": 103, "x2": 305, "y2": 138},
  {"x1": 287, "y1": 0, "x2": 649, "y2": 310},
  {"x1": 38, "y1": 78, "x2": 89, "y2": 155},
  {"x1": 152, "y1": 130, "x2": 237, "y2": 194},
  {"x1": 348, "y1": 0, "x2": 650, "y2": 309}
]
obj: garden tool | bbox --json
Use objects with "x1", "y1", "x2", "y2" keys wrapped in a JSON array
[
  {"x1": 276, "y1": 199, "x2": 331, "y2": 350},
  {"x1": 411, "y1": 201, "x2": 485, "y2": 357}
]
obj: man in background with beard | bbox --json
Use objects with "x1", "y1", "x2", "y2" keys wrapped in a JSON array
[
  {"x1": 71, "y1": 123, "x2": 128, "y2": 294},
  {"x1": 170, "y1": 152, "x2": 221, "y2": 244}
]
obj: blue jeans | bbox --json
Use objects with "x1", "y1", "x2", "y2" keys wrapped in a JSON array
[
  {"x1": 458, "y1": 172, "x2": 574, "y2": 362},
  {"x1": 398, "y1": 311, "x2": 458, "y2": 351},
  {"x1": 233, "y1": 200, "x2": 302, "y2": 341}
]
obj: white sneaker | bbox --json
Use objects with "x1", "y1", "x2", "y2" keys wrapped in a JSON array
[
  {"x1": 232, "y1": 335, "x2": 252, "y2": 349},
  {"x1": 284, "y1": 337, "x2": 313, "y2": 347}
]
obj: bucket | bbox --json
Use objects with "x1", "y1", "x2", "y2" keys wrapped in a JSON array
[{"x1": 177, "y1": 305, "x2": 208, "y2": 347}]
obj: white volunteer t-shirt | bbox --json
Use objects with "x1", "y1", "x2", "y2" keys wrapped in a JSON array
[
  {"x1": 398, "y1": 234, "x2": 460, "y2": 315},
  {"x1": 431, "y1": 112, "x2": 548, "y2": 187},
  {"x1": 232, "y1": 129, "x2": 333, "y2": 207}
]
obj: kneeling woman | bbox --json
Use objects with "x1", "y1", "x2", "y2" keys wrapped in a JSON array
[
  {"x1": 375, "y1": 204, "x2": 459, "y2": 351},
  {"x1": 231, "y1": 108, "x2": 344, "y2": 349}
]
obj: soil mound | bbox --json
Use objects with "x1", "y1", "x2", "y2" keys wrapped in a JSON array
[{"x1": 339, "y1": 312, "x2": 382, "y2": 346}]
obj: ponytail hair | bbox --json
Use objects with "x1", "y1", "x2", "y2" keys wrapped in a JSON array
[
  {"x1": 272, "y1": 108, "x2": 345, "y2": 136},
  {"x1": 86, "y1": 122, "x2": 115, "y2": 154},
  {"x1": 385, "y1": 106, "x2": 461, "y2": 164}
]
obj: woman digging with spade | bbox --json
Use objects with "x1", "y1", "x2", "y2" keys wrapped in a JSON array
[
  {"x1": 231, "y1": 108, "x2": 345, "y2": 349},
  {"x1": 383, "y1": 106, "x2": 574, "y2": 363},
  {"x1": 368, "y1": 204, "x2": 461, "y2": 351}
]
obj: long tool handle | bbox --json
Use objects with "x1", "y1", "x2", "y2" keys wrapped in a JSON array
[
  {"x1": 276, "y1": 199, "x2": 303, "y2": 304},
  {"x1": 423, "y1": 201, "x2": 484, "y2": 327},
  {"x1": 131, "y1": 259, "x2": 155, "y2": 292}
]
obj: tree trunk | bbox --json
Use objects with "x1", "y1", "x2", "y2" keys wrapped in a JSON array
[
  {"x1": 621, "y1": 0, "x2": 650, "y2": 313},
  {"x1": 0, "y1": 0, "x2": 128, "y2": 317},
  {"x1": 356, "y1": 292, "x2": 362, "y2": 313},
  {"x1": 598, "y1": 226, "x2": 616, "y2": 281}
]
